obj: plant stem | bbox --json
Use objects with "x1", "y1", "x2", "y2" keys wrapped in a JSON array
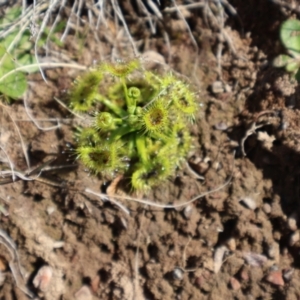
[
  {"x1": 121, "y1": 77, "x2": 132, "y2": 113},
  {"x1": 95, "y1": 95, "x2": 127, "y2": 117},
  {"x1": 108, "y1": 125, "x2": 137, "y2": 142},
  {"x1": 135, "y1": 135, "x2": 148, "y2": 164}
]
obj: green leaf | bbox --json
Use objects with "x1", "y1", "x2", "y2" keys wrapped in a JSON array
[
  {"x1": 280, "y1": 19, "x2": 300, "y2": 54},
  {"x1": 285, "y1": 61, "x2": 300, "y2": 72},
  {"x1": 37, "y1": 20, "x2": 66, "y2": 48},
  {"x1": 17, "y1": 53, "x2": 38, "y2": 73},
  {"x1": 273, "y1": 54, "x2": 293, "y2": 67},
  {"x1": 1, "y1": 32, "x2": 18, "y2": 49},
  {"x1": 17, "y1": 31, "x2": 33, "y2": 52},
  {"x1": 0, "y1": 44, "x2": 6, "y2": 56},
  {"x1": 0, "y1": 7, "x2": 21, "y2": 26},
  {"x1": 0, "y1": 57, "x2": 27, "y2": 98},
  {"x1": 295, "y1": 68, "x2": 300, "y2": 82}
]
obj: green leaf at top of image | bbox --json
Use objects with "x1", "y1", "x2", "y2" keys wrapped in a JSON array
[{"x1": 280, "y1": 19, "x2": 300, "y2": 55}]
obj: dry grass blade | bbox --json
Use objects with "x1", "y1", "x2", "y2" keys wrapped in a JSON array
[
  {"x1": 60, "y1": 0, "x2": 78, "y2": 42},
  {"x1": 0, "y1": 158, "x2": 74, "y2": 187},
  {"x1": 0, "y1": 103, "x2": 31, "y2": 169},
  {"x1": 0, "y1": 62, "x2": 86, "y2": 84},
  {"x1": 111, "y1": 0, "x2": 138, "y2": 56},
  {"x1": 163, "y1": 2, "x2": 205, "y2": 13},
  {"x1": 85, "y1": 151, "x2": 235, "y2": 210},
  {"x1": 33, "y1": 0, "x2": 61, "y2": 82},
  {"x1": 0, "y1": 230, "x2": 35, "y2": 298},
  {"x1": 23, "y1": 94, "x2": 60, "y2": 131},
  {"x1": 85, "y1": 188, "x2": 131, "y2": 215},
  {"x1": 85, "y1": 172, "x2": 232, "y2": 210},
  {"x1": 0, "y1": 145, "x2": 15, "y2": 181},
  {"x1": 45, "y1": 0, "x2": 68, "y2": 56}
]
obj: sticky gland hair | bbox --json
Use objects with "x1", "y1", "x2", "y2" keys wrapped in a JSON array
[
  {"x1": 69, "y1": 71, "x2": 103, "y2": 112},
  {"x1": 76, "y1": 142, "x2": 124, "y2": 175},
  {"x1": 141, "y1": 99, "x2": 169, "y2": 137},
  {"x1": 100, "y1": 59, "x2": 140, "y2": 78},
  {"x1": 131, "y1": 158, "x2": 172, "y2": 191}
]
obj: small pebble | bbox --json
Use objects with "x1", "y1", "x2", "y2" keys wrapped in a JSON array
[
  {"x1": 282, "y1": 247, "x2": 289, "y2": 256},
  {"x1": 183, "y1": 205, "x2": 193, "y2": 219},
  {"x1": 91, "y1": 275, "x2": 100, "y2": 293},
  {"x1": 195, "y1": 276, "x2": 204, "y2": 288},
  {"x1": 289, "y1": 231, "x2": 299, "y2": 246},
  {"x1": 243, "y1": 252, "x2": 267, "y2": 267},
  {"x1": 74, "y1": 286, "x2": 92, "y2": 300},
  {"x1": 239, "y1": 269, "x2": 249, "y2": 282},
  {"x1": 216, "y1": 224, "x2": 224, "y2": 232},
  {"x1": 195, "y1": 271, "x2": 211, "y2": 290},
  {"x1": 53, "y1": 241, "x2": 65, "y2": 249},
  {"x1": 33, "y1": 265, "x2": 53, "y2": 292},
  {"x1": 287, "y1": 213, "x2": 298, "y2": 231},
  {"x1": 214, "y1": 122, "x2": 228, "y2": 131},
  {"x1": 269, "y1": 264, "x2": 279, "y2": 271},
  {"x1": 226, "y1": 237, "x2": 236, "y2": 251},
  {"x1": 263, "y1": 203, "x2": 271, "y2": 214},
  {"x1": 214, "y1": 245, "x2": 228, "y2": 273},
  {"x1": 273, "y1": 231, "x2": 281, "y2": 241},
  {"x1": 211, "y1": 81, "x2": 224, "y2": 94},
  {"x1": 46, "y1": 206, "x2": 56, "y2": 215},
  {"x1": 239, "y1": 197, "x2": 257, "y2": 210},
  {"x1": 113, "y1": 287, "x2": 122, "y2": 297},
  {"x1": 120, "y1": 217, "x2": 128, "y2": 229},
  {"x1": 173, "y1": 268, "x2": 184, "y2": 280},
  {"x1": 103, "y1": 211, "x2": 115, "y2": 224},
  {"x1": 267, "y1": 243, "x2": 279, "y2": 262},
  {"x1": 265, "y1": 270, "x2": 284, "y2": 286},
  {"x1": 224, "y1": 84, "x2": 232, "y2": 93},
  {"x1": 230, "y1": 277, "x2": 241, "y2": 290},
  {"x1": 283, "y1": 268, "x2": 294, "y2": 282}
]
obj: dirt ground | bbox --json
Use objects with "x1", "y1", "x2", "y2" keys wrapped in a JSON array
[{"x1": 2, "y1": 0, "x2": 300, "y2": 299}]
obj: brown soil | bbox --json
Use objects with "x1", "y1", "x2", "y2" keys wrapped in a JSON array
[{"x1": 1, "y1": 1, "x2": 300, "y2": 299}]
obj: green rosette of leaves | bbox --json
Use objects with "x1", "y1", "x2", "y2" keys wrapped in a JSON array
[{"x1": 69, "y1": 59, "x2": 198, "y2": 191}]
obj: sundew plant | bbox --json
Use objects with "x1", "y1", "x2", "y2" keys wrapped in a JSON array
[{"x1": 69, "y1": 59, "x2": 197, "y2": 191}]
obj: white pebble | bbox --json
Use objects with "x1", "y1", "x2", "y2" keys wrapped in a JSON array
[
  {"x1": 33, "y1": 265, "x2": 53, "y2": 292},
  {"x1": 214, "y1": 245, "x2": 228, "y2": 273},
  {"x1": 243, "y1": 252, "x2": 267, "y2": 267},
  {"x1": 173, "y1": 267, "x2": 184, "y2": 280},
  {"x1": 226, "y1": 238, "x2": 236, "y2": 251},
  {"x1": 289, "y1": 231, "x2": 299, "y2": 246},
  {"x1": 211, "y1": 81, "x2": 224, "y2": 94},
  {"x1": 46, "y1": 206, "x2": 56, "y2": 215},
  {"x1": 74, "y1": 286, "x2": 92, "y2": 300},
  {"x1": 263, "y1": 203, "x2": 271, "y2": 214},
  {"x1": 287, "y1": 213, "x2": 298, "y2": 231},
  {"x1": 239, "y1": 197, "x2": 257, "y2": 210},
  {"x1": 183, "y1": 205, "x2": 193, "y2": 219}
]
